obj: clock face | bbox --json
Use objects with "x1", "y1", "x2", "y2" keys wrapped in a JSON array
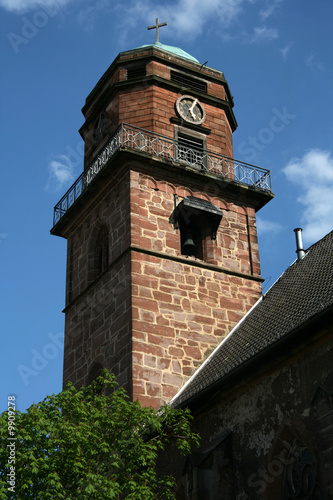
[{"x1": 176, "y1": 96, "x2": 206, "y2": 125}]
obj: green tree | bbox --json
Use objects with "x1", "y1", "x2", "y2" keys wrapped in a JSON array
[{"x1": 0, "y1": 371, "x2": 199, "y2": 499}]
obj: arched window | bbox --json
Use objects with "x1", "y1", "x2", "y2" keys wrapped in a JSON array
[
  {"x1": 95, "y1": 225, "x2": 109, "y2": 277},
  {"x1": 86, "y1": 362, "x2": 104, "y2": 392}
]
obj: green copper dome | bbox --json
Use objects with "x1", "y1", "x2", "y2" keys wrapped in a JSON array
[{"x1": 137, "y1": 42, "x2": 199, "y2": 63}]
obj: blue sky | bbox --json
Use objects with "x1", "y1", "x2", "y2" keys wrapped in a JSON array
[{"x1": 1, "y1": 0, "x2": 332, "y2": 414}]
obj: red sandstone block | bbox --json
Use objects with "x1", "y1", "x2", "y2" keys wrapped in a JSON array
[
  {"x1": 133, "y1": 382, "x2": 146, "y2": 396},
  {"x1": 155, "y1": 314, "x2": 170, "y2": 326},
  {"x1": 134, "y1": 394, "x2": 160, "y2": 409},
  {"x1": 193, "y1": 315, "x2": 215, "y2": 325},
  {"x1": 181, "y1": 298, "x2": 192, "y2": 312},
  {"x1": 162, "y1": 385, "x2": 178, "y2": 399},
  {"x1": 143, "y1": 264, "x2": 174, "y2": 281},
  {"x1": 132, "y1": 352, "x2": 143, "y2": 365},
  {"x1": 228, "y1": 276, "x2": 243, "y2": 285},
  {"x1": 148, "y1": 206, "x2": 165, "y2": 217},
  {"x1": 141, "y1": 310, "x2": 155, "y2": 322},
  {"x1": 183, "y1": 366, "x2": 193, "y2": 376},
  {"x1": 208, "y1": 291, "x2": 219, "y2": 300},
  {"x1": 188, "y1": 321, "x2": 202, "y2": 332},
  {"x1": 162, "y1": 372, "x2": 183, "y2": 387},
  {"x1": 192, "y1": 301, "x2": 212, "y2": 317},
  {"x1": 171, "y1": 359, "x2": 181, "y2": 374},
  {"x1": 147, "y1": 333, "x2": 172, "y2": 349},
  {"x1": 168, "y1": 346, "x2": 184, "y2": 357},
  {"x1": 138, "y1": 287, "x2": 153, "y2": 299},
  {"x1": 203, "y1": 325, "x2": 214, "y2": 334},
  {"x1": 159, "y1": 302, "x2": 183, "y2": 313},
  {"x1": 139, "y1": 236, "x2": 153, "y2": 249},
  {"x1": 157, "y1": 218, "x2": 171, "y2": 231},
  {"x1": 157, "y1": 357, "x2": 171, "y2": 370},
  {"x1": 220, "y1": 296, "x2": 245, "y2": 312},
  {"x1": 139, "y1": 220, "x2": 158, "y2": 232},
  {"x1": 132, "y1": 340, "x2": 164, "y2": 357},
  {"x1": 212, "y1": 309, "x2": 228, "y2": 320},
  {"x1": 240, "y1": 262, "x2": 250, "y2": 274},
  {"x1": 141, "y1": 322, "x2": 175, "y2": 338},
  {"x1": 146, "y1": 383, "x2": 161, "y2": 398},
  {"x1": 159, "y1": 278, "x2": 178, "y2": 288},
  {"x1": 139, "y1": 208, "x2": 149, "y2": 218},
  {"x1": 133, "y1": 296, "x2": 159, "y2": 312},
  {"x1": 152, "y1": 239, "x2": 164, "y2": 252},
  {"x1": 144, "y1": 353, "x2": 156, "y2": 368},
  {"x1": 132, "y1": 307, "x2": 140, "y2": 320},
  {"x1": 133, "y1": 364, "x2": 161, "y2": 384},
  {"x1": 133, "y1": 274, "x2": 159, "y2": 289},
  {"x1": 172, "y1": 321, "x2": 188, "y2": 330},
  {"x1": 166, "y1": 235, "x2": 180, "y2": 251},
  {"x1": 223, "y1": 259, "x2": 240, "y2": 272},
  {"x1": 227, "y1": 310, "x2": 245, "y2": 323},
  {"x1": 131, "y1": 261, "x2": 142, "y2": 274},
  {"x1": 185, "y1": 275, "x2": 196, "y2": 285},
  {"x1": 153, "y1": 290, "x2": 172, "y2": 303}
]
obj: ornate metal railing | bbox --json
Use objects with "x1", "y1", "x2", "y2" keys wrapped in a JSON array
[{"x1": 53, "y1": 123, "x2": 272, "y2": 227}]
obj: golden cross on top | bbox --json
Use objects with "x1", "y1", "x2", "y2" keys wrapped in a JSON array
[{"x1": 147, "y1": 17, "x2": 167, "y2": 43}]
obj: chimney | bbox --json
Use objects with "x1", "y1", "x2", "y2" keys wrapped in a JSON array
[{"x1": 294, "y1": 228, "x2": 306, "y2": 261}]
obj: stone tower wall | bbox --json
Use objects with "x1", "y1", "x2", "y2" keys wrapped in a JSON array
[
  {"x1": 62, "y1": 158, "x2": 263, "y2": 408},
  {"x1": 62, "y1": 169, "x2": 133, "y2": 394},
  {"x1": 129, "y1": 167, "x2": 262, "y2": 408}
]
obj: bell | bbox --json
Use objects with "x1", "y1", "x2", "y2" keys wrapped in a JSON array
[{"x1": 183, "y1": 231, "x2": 196, "y2": 256}]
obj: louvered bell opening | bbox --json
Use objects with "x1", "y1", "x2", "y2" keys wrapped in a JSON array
[
  {"x1": 178, "y1": 135, "x2": 204, "y2": 167},
  {"x1": 178, "y1": 135, "x2": 204, "y2": 151},
  {"x1": 171, "y1": 70, "x2": 207, "y2": 94},
  {"x1": 127, "y1": 65, "x2": 147, "y2": 79}
]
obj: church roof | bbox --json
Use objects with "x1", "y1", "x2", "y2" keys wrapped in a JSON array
[
  {"x1": 136, "y1": 42, "x2": 199, "y2": 63},
  {"x1": 171, "y1": 230, "x2": 333, "y2": 407}
]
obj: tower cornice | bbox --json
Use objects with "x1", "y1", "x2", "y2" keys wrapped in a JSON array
[{"x1": 82, "y1": 45, "x2": 234, "y2": 118}]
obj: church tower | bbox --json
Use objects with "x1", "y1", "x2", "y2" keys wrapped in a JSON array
[{"x1": 51, "y1": 22, "x2": 273, "y2": 409}]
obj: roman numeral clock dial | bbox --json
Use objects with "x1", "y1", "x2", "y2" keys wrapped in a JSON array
[{"x1": 176, "y1": 95, "x2": 206, "y2": 125}]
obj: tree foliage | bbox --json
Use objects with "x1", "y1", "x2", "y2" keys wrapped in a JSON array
[{"x1": 0, "y1": 371, "x2": 199, "y2": 499}]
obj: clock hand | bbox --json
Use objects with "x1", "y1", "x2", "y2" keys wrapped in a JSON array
[{"x1": 189, "y1": 99, "x2": 198, "y2": 119}]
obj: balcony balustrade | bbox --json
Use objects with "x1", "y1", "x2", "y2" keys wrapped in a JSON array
[{"x1": 52, "y1": 123, "x2": 272, "y2": 227}]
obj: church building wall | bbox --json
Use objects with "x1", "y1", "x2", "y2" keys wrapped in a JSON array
[{"x1": 169, "y1": 326, "x2": 333, "y2": 499}]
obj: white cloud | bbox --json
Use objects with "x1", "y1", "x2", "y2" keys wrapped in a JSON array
[
  {"x1": 46, "y1": 154, "x2": 75, "y2": 191},
  {"x1": 259, "y1": 0, "x2": 283, "y2": 21},
  {"x1": 256, "y1": 217, "x2": 282, "y2": 235},
  {"x1": 305, "y1": 51, "x2": 325, "y2": 72},
  {"x1": 250, "y1": 25, "x2": 279, "y2": 43},
  {"x1": 120, "y1": 0, "x2": 282, "y2": 46},
  {"x1": 283, "y1": 149, "x2": 333, "y2": 244},
  {"x1": 0, "y1": 0, "x2": 71, "y2": 13},
  {"x1": 280, "y1": 42, "x2": 292, "y2": 61},
  {"x1": 123, "y1": 0, "x2": 246, "y2": 41},
  {"x1": 77, "y1": 0, "x2": 109, "y2": 32}
]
